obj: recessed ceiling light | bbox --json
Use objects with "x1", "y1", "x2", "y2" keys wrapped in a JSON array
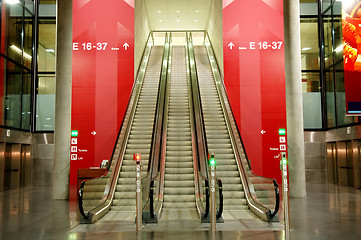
[
  {"x1": 176, "y1": 10, "x2": 180, "y2": 13},
  {"x1": 10, "y1": 45, "x2": 32, "y2": 59},
  {"x1": 159, "y1": 20, "x2": 163, "y2": 22},
  {"x1": 5, "y1": 0, "x2": 20, "y2": 4},
  {"x1": 157, "y1": 10, "x2": 161, "y2": 13},
  {"x1": 195, "y1": 10, "x2": 199, "y2": 13},
  {"x1": 194, "y1": 20, "x2": 198, "y2": 22},
  {"x1": 302, "y1": 47, "x2": 311, "y2": 51},
  {"x1": 177, "y1": 19, "x2": 180, "y2": 22},
  {"x1": 334, "y1": 45, "x2": 343, "y2": 52}
]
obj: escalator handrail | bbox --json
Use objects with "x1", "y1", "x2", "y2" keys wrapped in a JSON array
[
  {"x1": 249, "y1": 173, "x2": 280, "y2": 217},
  {"x1": 146, "y1": 32, "x2": 171, "y2": 219},
  {"x1": 185, "y1": 32, "x2": 205, "y2": 217},
  {"x1": 78, "y1": 33, "x2": 153, "y2": 223},
  {"x1": 149, "y1": 180, "x2": 155, "y2": 218},
  {"x1": 78, "y1": 180, "x2": 89, "y2": 220},
  {"x1": 186, "y1": 32, "x2": 211, "y2": 219},
  {"x1": 148, "y1": 32, "x2": 170, "y2": 178},
  {"x1": 187, "y1": 33, "x2": 209, "y2": 182},
  {"x1": 216, "y1": 179, "x2": 223, "y2": 219},
  {"x1": 270, "y1": 179, "x2": 280, "y2": 218},
  {"x1": 202, "y1": 34, "x2": 277, "y2": 222},
  {"x1": 204, "y1": 179, "x2": 210, "y2": 218}
]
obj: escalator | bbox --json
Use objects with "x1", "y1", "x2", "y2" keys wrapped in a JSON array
[
  {"x1": 191, "y1": 36, "x2": 279, "y2": 221},
  {"x1": 79, "y1": 35, "x2": 169, "y2": 223},
  {"x1": 161, "y1": 46, "x2": 197, "y2": 218},
  {"x1": 194, "y1": 46, "x2": 247, "y2": 212},
  {"x1": 79, "y1": 31, "x2": 278, "y2": 225},
  {"x1": 111, "y1": 46, "x2": 163, "y2": 212},
  {"x1": 146, "y1": 34, "x2": 222, "y2": 224}
]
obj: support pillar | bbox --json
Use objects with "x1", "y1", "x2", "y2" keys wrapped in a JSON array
[
  {"x1": 284, "y1": 0, "x2": 306, "y2": 198},
  {"x1": 53, "y1": 0, "x2": 72, "y2": 199}
]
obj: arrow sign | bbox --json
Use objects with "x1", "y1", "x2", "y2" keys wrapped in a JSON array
[
  {"x1": 228, "y1": 42, "x2": 234, "y2": 50},
  {"x1": 123, "y1": 43, "x2": 129, "y2": 50},
  {"x1": 91, "y1": 131, "x2": 97, "y2": 136}
]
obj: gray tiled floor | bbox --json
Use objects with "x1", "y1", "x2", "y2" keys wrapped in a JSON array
[{"x1": 1, "y1": 183, "x2": 361, "y2": 239}]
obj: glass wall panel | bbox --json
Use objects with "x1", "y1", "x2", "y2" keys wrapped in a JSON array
[
  {"x1": 0, "y1": 1, "x2": 34, "y2": 131},
  {"x1": 301, "y1": 18, "x2": 320, "y2": 70},
  {"x1": 323, "y1": 8, "x2": 334, "y2": 67},
  {"x1": 36, "y1": 4, "x2": 56, "y2": 131},
  {"x1": 333, "y1": 3, "x2": 343, "y2": 63},
  {"x1": 325, "y1": 69, "x2": 336, "y2": 128},
  {"x1": 39, "y1": 0, "x2": 56, "y2": 17},
  {"x1": 38, "y1": 19, "x2": 55, "y2": 72},
  {"x1": 1, "y1": 3, "x2": 23, "y2": 63},
  {"x1": 24, "y1": 0, "x2": 34, "y2": 13},
  {"x1": 322, "y1": 0, "x2": 332, "y2": 12},
  {"x1": 300, "y1": 0, "x2": 318, "y2": 16},
  {"x1": 22, "y1": 69, "x2": 31, "y2": 130},
  {"x1": 4, "y1": 60, "x2": 22, "y2": 128},
  {"x1": 302, "y1": 72, "x2": 322, "y2": 128},
  {"x1": 36, "y1": 74, "x2": 54, "y2": 131},
  {"x1": 23, "y1": 11, "x2": 33, "y2": 69}
]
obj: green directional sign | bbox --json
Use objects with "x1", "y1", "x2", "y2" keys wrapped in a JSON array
[
  {"x1": 279, "y1": 128, "x2": 286, "y2": 135},
  {"x1": 71, "y1": 130, "x2": 78, "y2": 137}
]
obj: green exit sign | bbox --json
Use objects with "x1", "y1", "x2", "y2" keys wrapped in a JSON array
[
  {"x1": 279, "y1": 128, "x2": 286, "y2": 135},
  {"x1": 71, "y1": 130, "x2": 78, "y2": 137}
]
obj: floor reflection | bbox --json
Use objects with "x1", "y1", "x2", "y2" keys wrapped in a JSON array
[
  {"x1": 68, "y1": 230, "x2": 284, "y2": 240},
  {"x1": 0, "y1": 183, "x2": 361, "y2": 240}
]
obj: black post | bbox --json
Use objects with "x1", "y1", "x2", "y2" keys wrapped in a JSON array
[{"x1": 31, "y1": 0, "x2": 39, "y2": 132}]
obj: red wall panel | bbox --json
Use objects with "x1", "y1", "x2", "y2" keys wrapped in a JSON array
[
  {"x1": 223, "y1": 0, "x2": 287, "y2": 184},
  {"x1": 70, "y1": 0, "x2": 134, "y2": 185}
]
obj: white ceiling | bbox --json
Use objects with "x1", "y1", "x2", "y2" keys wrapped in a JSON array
[{"x1": 144, "y1": 0, "x2": 212, "y2": 30}]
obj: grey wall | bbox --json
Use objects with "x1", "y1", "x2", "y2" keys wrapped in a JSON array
[
  {"x1": 305, "y1": 126, "x2": 361, "y2": 186},
  {"x1": 326, "y1": 125, "x2": 361, "y2": 142},
  {"x1": 206, "y1": 0, "x2": 223, "y2": 75},
  {"x1": 135, "y1": 0, "x2": 151, "y2": 77},
  {"x1": 32, "y1": 133, "x2": 54, "y2": 186},
  {"x1": 304, "y1": 131, "x2": 327, "y2": 184}
]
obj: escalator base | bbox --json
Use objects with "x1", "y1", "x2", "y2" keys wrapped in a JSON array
[{"x1": 142, "y1": 211, "x2": 158, "y2": 223}]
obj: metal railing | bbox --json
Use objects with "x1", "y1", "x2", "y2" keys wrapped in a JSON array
[
  {"x1": 202, "y1": 33, "x2": 279, "y2": 221},
  {"x1": 186, "y1": 32, "x2": 224, "y2": 222},
  {"x1": 142, "y1": 32, "x2": 171, "y2": 222},
  {"x1": 78, "y1": 33, "x2": 159, "y2": 223}
]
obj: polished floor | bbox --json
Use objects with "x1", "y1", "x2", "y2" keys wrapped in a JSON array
[{"x1": 0, "y1": 183, "x2": 361, "y2": 240}]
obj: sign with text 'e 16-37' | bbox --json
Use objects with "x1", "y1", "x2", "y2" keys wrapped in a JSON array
[
  {"x1": 223, "y1": 0, "x2": 286, "y2": 184},
  {"x1": 70, "y1": 0, "x2": 134, "y2": 185}
]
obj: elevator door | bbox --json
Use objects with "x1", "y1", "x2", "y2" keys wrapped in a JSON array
[
  {"x1": 0, "y1": 143, "x2": 4, "y2": 191},
  {"x1": 4, "y1": 144, "x2": 21, "y2": 189},
  {"x1": 353, "y1": 140, "x2": 361, "y2": 188},
  {"x1": 20, "y1": 145, "x2": 31, "y2": 187},
  {"x1": 327, "y1": 142, "x2": 337, "y2": 184},
  {"x1": 336, "y1": 141, "x2": 354, "y2": 187}
]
